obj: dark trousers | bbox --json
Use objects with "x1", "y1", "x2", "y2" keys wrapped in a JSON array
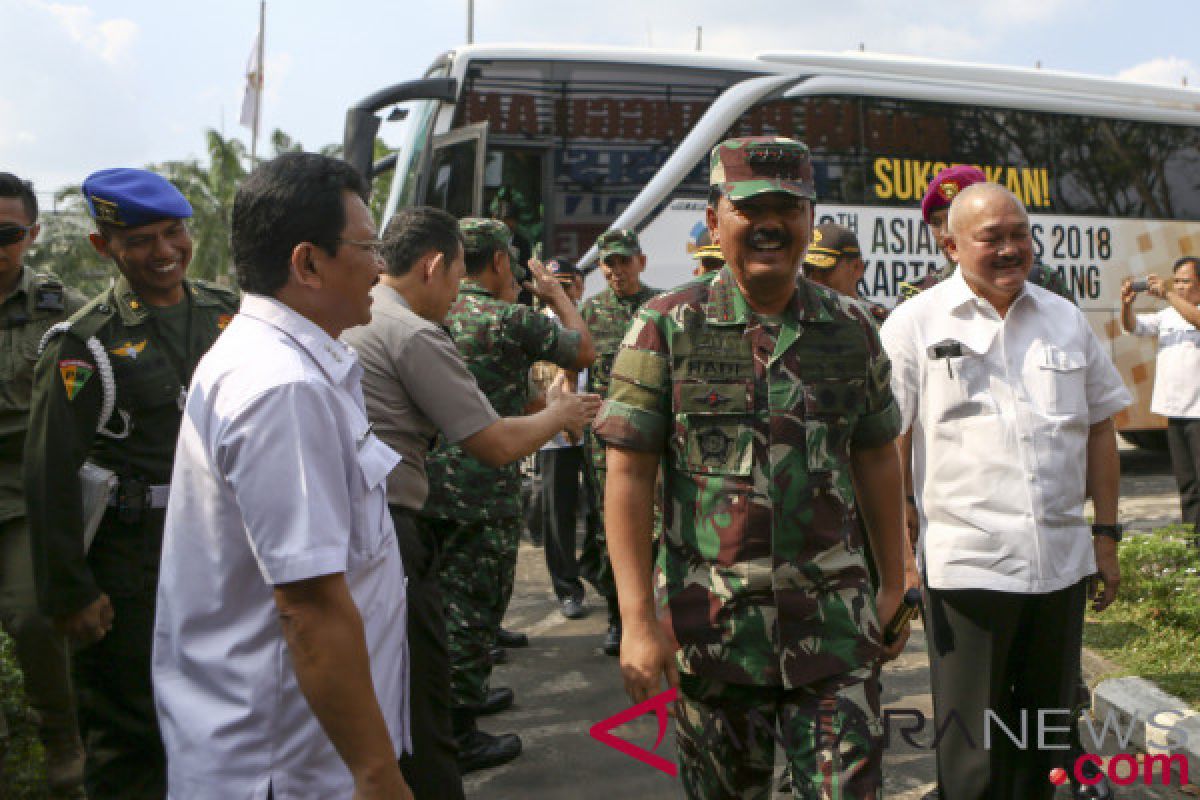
[
  {"x1": 75, "y1": 508, "x2": 166, "y2": 800},
  {"x1": 924, "y1": 580, "x2": 1088, "y2": 800},
  {"x1": 539, "y1": 447, "x2": 586, "y2": 602},
  {"x1": 391, "y1": 506, "x2": 465, "y2": 800},
  {"x1": 1167, "y1": 417, "x2": 1200, "y2": 538}
]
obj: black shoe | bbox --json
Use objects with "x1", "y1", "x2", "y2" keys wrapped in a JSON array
[
  {"x1": 478, "y1": 686, "x2": 514, "y2": 716},
  {"x1": 489, "y1": 645, "x2": 506, "y2": 665},
  {"x1": 603, "y1": 624, "x2": 621, "y2": 657},
  {"x1": 560, "y1": 595, "x2": 587, "y2": 619},
  {"x1": 496, "y1": 627, "x2": 529, "y2": 648},
  {"x1": 456, "y1": 730, "x2": 523, "y2": 774}
]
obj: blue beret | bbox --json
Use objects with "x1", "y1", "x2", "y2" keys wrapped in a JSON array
[{"x1": 82, "y1": 168, "x2": 192, "y2": 228}]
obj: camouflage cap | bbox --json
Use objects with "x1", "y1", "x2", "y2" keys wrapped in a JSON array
[
  {"x1": 596, "y1": 228, "x2": 641, "y2": 259},
  {"x1": 459, "y1": 217, "x2": 513, "y2": 254},
  {"x1": 709, "y1": 136, "x2": 816, "y2": 202},
  {"x1": 460, "y1": 217, "x2": 528, "y2": 282},
  {"x1": 803, "y1": 223, "x2": 861, "y2": 270}
]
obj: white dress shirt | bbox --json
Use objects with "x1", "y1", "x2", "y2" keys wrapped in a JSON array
[
  {"x1": 153, "y1": 294, "x2": 409, "y2": 800},
  {"x1": 1131, "y1": 306, "x2": 1200, "y2": 419},
  {"x1": 881, "y1": 272, "x2": 1131, "y2": 593}
]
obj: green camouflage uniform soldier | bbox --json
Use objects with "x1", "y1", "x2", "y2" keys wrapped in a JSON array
[
  {"x1": 578, "y1": 229, "x2": 659, "y2": 655},
  {"x1": 420, "y1": 218, "x2": 584, "y2": 748},
  {"x1": 23, "y1": 169, "x2": 238, "y2": 800},
  {"x1": 898, "y1": 164, "x2": 1075, "y2": 305},
  {"x1": 0, "y1": 173, "x2": 88, "y2": 797},
  {"x1": 596, "y1": 137, "x2": 910, "y2": 798}
]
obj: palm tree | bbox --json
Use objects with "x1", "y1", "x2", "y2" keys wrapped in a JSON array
[
  {"x1": 25, "y1": 187, "x2": 113, "y2": 297},
  {"x1": 28, "y1": 128, "x2": 395, "y2": 295},
  {"x1": 154, "y1": 129, "x2": 250, "y2": 284}
]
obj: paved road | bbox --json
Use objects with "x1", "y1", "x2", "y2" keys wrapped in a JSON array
[{"x1": 466, "y1": 442, "x2": 1189, "y2": 798}]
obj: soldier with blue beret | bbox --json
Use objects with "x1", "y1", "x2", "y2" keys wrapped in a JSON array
[{"x1": 24, "y1": 167, "x2": 239, "y2": 799}]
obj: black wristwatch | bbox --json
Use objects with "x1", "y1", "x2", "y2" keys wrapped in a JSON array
[{"x1": 1091, "y1": 523, "x2": 1123, "y2": 543}]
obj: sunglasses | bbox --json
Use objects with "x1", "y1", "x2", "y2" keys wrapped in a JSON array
[{"x1": 0, "y1": 224, "x2": 33, "y2": 247}]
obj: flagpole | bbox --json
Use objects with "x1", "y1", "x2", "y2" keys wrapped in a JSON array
[{"x1": 251, "y1": 0, "x2": 265, "y2": 166}]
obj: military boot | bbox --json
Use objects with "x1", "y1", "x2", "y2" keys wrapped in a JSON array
[{"x1": 451, "y1": 708, "x2": 522, "y2": 774}]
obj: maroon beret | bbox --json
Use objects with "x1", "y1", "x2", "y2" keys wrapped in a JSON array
[{"x1": 921, "y1": 165, "x2": 987, "y2": 223}]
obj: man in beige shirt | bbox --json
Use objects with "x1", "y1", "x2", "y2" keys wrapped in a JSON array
[{"x1": 342, "y1": 206, "x2": 598, "y2": 794}]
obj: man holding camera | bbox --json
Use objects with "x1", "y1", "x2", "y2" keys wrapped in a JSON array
[{"x1": 1122, "y1": 257, "x2": 1200, "y2": 541}]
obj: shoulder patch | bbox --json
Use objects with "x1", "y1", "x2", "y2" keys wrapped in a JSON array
[{"x1": 59, "y1": 359, "x2": 95, "y2": 400}]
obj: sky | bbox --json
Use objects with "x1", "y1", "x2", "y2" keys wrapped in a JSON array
[{"x1": 2, "y1": 0, "x2": 1198, "y2": 206}]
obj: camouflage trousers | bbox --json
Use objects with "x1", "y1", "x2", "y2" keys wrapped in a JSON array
[
  {"x1": 675, "y1": 668, "x2": 883, "y2": 800},
  {"x1": 578, "y1": 437, "x2": 616, "y2": 602},
  {"x1": 425, "y1": 516, "x2": 521, "y2": 710}
]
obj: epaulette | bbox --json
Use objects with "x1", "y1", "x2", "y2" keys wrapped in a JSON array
[
  {"x1": 189, "y1": 279, "x2": 240, "y2": 309},
  {"x1": 897, "y1": 281, "x2": 922, "y2": 300},
  {"x1": 61, "y1": 290, "x2": 119, "y2": 342}
]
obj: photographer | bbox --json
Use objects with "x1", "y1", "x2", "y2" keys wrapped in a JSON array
[{"x1": 1122, "y1": 257, "x2": 1200, "y2": 541}]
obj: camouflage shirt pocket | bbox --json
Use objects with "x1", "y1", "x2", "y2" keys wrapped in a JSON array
[
  {"x1": 674, "y1": 379, "x2": 755, "y2": 477},
  {"x1": 803, "y1": 378, "x2": 864, "y2": 473}
]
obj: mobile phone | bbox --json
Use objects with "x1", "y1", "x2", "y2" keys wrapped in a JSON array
[{"x1": 1130, "y1": 279, "x2": 1149, "y2": 292}]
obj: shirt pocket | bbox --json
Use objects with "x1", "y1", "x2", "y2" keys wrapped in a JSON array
[
  {"x1": 673, "y1": 379, "x2": 754, "y2": 477},
  {"x1": 802, "y1": 377, "x2": 863, "y2": 473},
  {"x1": 926, "y1": 353, "x2": 994, "y2": 422},
  {"x1": 352, "y1": 434, "x2": 399, "y2": 563},
  {"x1": 1034, "y1": 346, "x2": 1087, "y2": 418}
]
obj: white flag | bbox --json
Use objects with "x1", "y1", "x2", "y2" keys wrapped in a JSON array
[{"x1": 239, "y1": 33, "x2": 262, "y2": 129}]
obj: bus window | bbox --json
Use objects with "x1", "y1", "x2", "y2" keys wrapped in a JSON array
[
  {"x1": 455, "y1": 58, "x2": 755, "y2": 261},
  {"x1": 423, "y1": 123, "x2": 488, "y2": 218},
  {"x1": 725, "y1": 96, "x2": 868, "y2": 205},
  {"x1": 860, "y1": 97, "x2": 1200, "y2": 221}
]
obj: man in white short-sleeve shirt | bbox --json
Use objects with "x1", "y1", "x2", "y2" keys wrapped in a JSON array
[
  {"x1": 153, "y1": 153, "x2": 413, "y2": 800},
  {"x1": 1121, "y1": 256, "x2": 1200, "y2": 540},
  {"x1": 880, "y1": 183, "x2": 1130, "y2": 800}
]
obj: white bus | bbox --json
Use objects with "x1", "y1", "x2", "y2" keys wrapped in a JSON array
[{"x1": 345, "y1": 45, "x2": 1200, "y2": 444}]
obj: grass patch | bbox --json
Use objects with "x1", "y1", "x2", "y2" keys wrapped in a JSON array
[
  {"x1": 1083, "y1": 525, "x2": 1200, "y2": 708},
  {"x1": 0, "y1": 632, "x2": 50, "y2": 799}
]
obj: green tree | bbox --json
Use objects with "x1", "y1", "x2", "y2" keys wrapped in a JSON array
[
  {"x1": 25, "y1": 187, "x2": 112, "y2": 297},
  {"x1": 27, "y1": 128, "x2": 396, "y2": 296}
]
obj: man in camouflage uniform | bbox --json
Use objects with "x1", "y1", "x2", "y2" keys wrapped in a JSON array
[
  {"x1": 579, "y1": 228, "x2": 660, "y2": 655},
  {"x1": 804, "y1": 222, "x2": 889, "y2": 325},
  {"x1": 24, "y1": 169, "x2": 239, "y2": 799},
  {"x1": 420, "y1": 218, "x2": 592, "y2": 766},
  {"x1": 898, "y1": 165, "x2": 1075, "y2": 304},
  {"x1": 595, "y1": 137, "x2": 910, "y2": 798},
  {"x1": 0, "y1": 173, "x2": 87, "y2": 797}
]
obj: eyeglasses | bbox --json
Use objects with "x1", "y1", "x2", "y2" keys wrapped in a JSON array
[
  {"x1": 0, "y1": 224, "x2": 33, "y2": 247},
  {"x1": 338, "y1": 237, "x2": 385, "y2": 258}
]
